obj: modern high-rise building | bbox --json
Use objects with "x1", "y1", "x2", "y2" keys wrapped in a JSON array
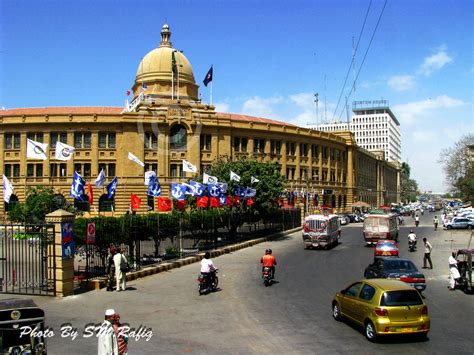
[{"x1": 308, "y1": 100, "x2": 402, "y2": 162}]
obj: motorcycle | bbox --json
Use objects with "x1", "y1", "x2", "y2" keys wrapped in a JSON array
[
  {"x1": 409, "y1": 239, "x2": 417, "y2": 252},
  {"x1": 197, "y1": 270, "x2": 218, "y2": 295},
  {"x1": 262, "y1": 267, "x2": 273, "y2": 286}
]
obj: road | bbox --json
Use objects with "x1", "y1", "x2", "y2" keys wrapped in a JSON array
[{"x1": 1, "y1": 212, "x2": 473, "y2": 354}]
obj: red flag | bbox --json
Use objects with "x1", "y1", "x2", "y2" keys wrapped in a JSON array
[
  {"x1": 234, "y1": 196, "x2": 241, "y2": 206},
  {"x1": 87, "y1": 183, "x2": 93, "y2": 205},
  {"x1": 126, "y1": 90, "x2": 131, "y2": 96},
  {"x1": 226, "y1": 196, "x2": 234, "y2": 207},
  {"x1": 197, "y1": 196, "x2": 209, "y2": 208},
  {"x1": 157, "y1": 197, "x2": 172, "y2": 211},
  {"x1": 131, "y1": 193, "x2": 141, "y2": 210},
  {"x1": 210, "y1": 197, "x2": 220, "y2": 208},
  {"x1": 177, "y1": 199, "x2": 186, "y2": 210},
  {"x1": 246, "y1": 198, "x2": 255, "y2": 207}
]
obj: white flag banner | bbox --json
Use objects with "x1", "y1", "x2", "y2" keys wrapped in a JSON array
[
  {"x1": 95, "y1": 169, "x2": 106, "y2": 188},
  {"x1": 144, "y1": 171, "x2": 156, "y2": 186},
  {"x1": 128, "y1": 152, "x2": 145, "y2": 167},
  {"x1": 230, "y1": 170, "x2": 241, "y2": 182},
  {"x1": 2, "y1": 175, "x2": 14, "y2": 203},
  {"x1": 27, "y1": 138, "x2": 48, "y2": 160},
  {"x1": 55, "y1": 141, "x2": 75, "y2": 161},
  {"x1": 182, "y1": 160, "x2": 197, "y2": 173},
  {"x1": 203, "y1": 172, "x2": 218, "y2": 184},
  {"x1": 251, "y1": 176, "x2": 260, "y2": 184}
]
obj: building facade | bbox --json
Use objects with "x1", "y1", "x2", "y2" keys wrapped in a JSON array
[{"x1": 0, "y1": 24, "x2": 400, "y2": 216}]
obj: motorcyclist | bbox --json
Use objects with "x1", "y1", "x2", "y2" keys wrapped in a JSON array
[
  {"x1": 408, "y1": 230, "x2": 417, "y2": 250},
  {"x1": 415, "y1": 215, "x2": 420, "y2": 227},
  {"x1": 434, "y1": 216, "x2": 439, "y2": 231},
  {"x1": 200, "y1": 252, "x2": 217, "y2": 286},
  {"x1": 260, "y1": 249, "x2": 277, "y2": 279}
]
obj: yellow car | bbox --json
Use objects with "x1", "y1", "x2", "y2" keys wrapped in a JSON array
[{"x1": 332, "y1": 279, "x2": 430, "y2": 341}]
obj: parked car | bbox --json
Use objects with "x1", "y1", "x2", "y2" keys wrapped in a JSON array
[
  {"x1": 374, "y1": 240, "x2": 399, "y2": 257},
  {"x1": 332, "y1": 279, "x2": 430, "y2": 341},
  {"x1": 338, "y1": 215, "x2": 348, "y2": 225},
  {"x1": 364, "y1": 257, "x2": 426, "y2": 292},
  {"x1": 346, "y1": 214, "x2": 360, "y2": 223},
  {"x1": 445, "y1": 217, "x2": 474, "y2": 230}
]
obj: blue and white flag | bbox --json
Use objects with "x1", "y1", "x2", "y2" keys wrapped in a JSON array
[
  {"x1": 95, "y1": 169, "x2": 106, "y2": 188},
  {"x1": 171, "y1": 183, "x2": 186, "y2": 200},
  {"x1": 70, "y1": 171, "x2": 85, "y2": 200},
  {"x1": 219, "y1": 195, "x2": 227, "y2": 206},
  {"x1": 181, "y1": 182, "x2": 195, "y2": 196},
  {"x1": 208, "y1": 184, "x2": 221, "y2": 197},
  {"x1": 203, "y1": 172, "x2": 218, "y2": 184},
  {"x1": 144, "y1": 171, "x2": 156, "y2": 186},
  {"x1": 245, "y1": 188, "x2": 257, "y2": 197},
  {"x1": 106, "y1": 176, "x2": 118, "y2": 199},
  {"x1": 147, "y1": 175, "x2": 162, "y2": 197},
  {"x1": 233, "y1": 185, "x2": 246, "y2": 198},
  {"x1": 190, "y1": 180, "x2": 205, "y2": 197},
  {"x1": 2, "y1": 175, "x2": 14, "y2": 203},
  {"x1": 217, "y1": 182, "x2": 228, "y2": 194}
]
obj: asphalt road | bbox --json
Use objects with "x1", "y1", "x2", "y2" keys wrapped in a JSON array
[{"x1": 1, "y1": 212, "x2": 473, "y2": 354}]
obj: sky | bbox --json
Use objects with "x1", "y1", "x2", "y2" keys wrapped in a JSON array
[{"x1": 1, "y1": 0, "x2": 473, "y2": 193}]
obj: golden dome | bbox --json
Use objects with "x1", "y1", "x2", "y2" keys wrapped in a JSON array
[{"x1": 133, "y1": 24, "x2": 198, "y2": 101}]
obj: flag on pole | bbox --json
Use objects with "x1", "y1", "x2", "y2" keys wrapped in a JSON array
[
  {"x1": 87, "y1": 183, "x2": 93, "y2": 205},
  {"x1": 131, "y1": 193, "x2": 141, "y2": 209},
  {"x1": 26, "y1": 138, "x2": 48, "y2": 160},
  {"x1": 142, "y1": 83, "x2": 148, "y2": 90},
  {"x1": 210, "y1": 197, "x2": 220, "y2": 208},
  {"x1": 251, "y1": 176, "x2": 260, "y2": 184},
  {"x1": 226, "y1": 196, "x2": 234, "y2": 208},
  {"x1": 203, "y1": 66, "x2": 213, "y2": 87},
  {"x1": 128, "y1": 152, "x2": 145, "y2": 167},
  {"x1": 55, "y1": 141, "x2": 75, "y2": 161},
  {"x1": 217, "y1": 182, "x2": 228, "y2": 194},
  {"x1": 190, "y1": 181, "x2": 205, "y2": 197},
  {"x1": 207, "y1": 184, "x2": 221, "y2": 197},
  {"x1": 157, "y1": 197, "x2": 172, "y2": 211},
  {"x1": 176, "y1": 199, "x2": 186, "y2": 211},
  {"x1": 70, "y1": 172, "x2": 85, "y2": 200},
  {"x1": 170, "y1": 183, "x2": 186, "y2": 200},
  {"x1": 126, "y1": 90, "x2": 131, "y2": 96},
  {"x1": 219, "y1": 195, "x2": 227, "y2": 206},
  {"x1": 95, "y1": 169, "x2": 106, "y2": 188},
  {"x1": 2, "y1": 175, "x2": 14, "y2": 203},
  {"x1": 106, "y1": 176, "x2": 118, "y2": 199},
  {"x1": 245, "y1": 188, "x2": 257, "y2": 197},
  {"x1": 246, "y1": 198, "x2": 255, "y2": 207},
  {"x1": 144, "y1": 171, "x2": 156, "y2": 186},
  {"x1": 182, "y1": 160, "x2": 197, "y2": 173},
  {"x1": 203, "y1": 172, "x2": 218, "y2": 184},
  {"x1": 230, "y1": 171, "x2": 241, "y2": 182},
  {"x1": 196, "y1": 196, "x2": 209, "y2": 208},
  {"x1": 147, "y1": 175, "x2": 162, "y2": 197}
]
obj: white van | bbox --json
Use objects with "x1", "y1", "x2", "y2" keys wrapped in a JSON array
[
  {"x1": 302, "y1": 214, "x2": 341, "y2": 249},
  {"x1": 363, "y1": 213, "x2": 399, "y2": 245}
]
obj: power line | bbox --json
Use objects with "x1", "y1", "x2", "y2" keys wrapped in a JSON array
[
  {"x1": 336, "y1": 0, "x2": 389, "y2": 120},
  {"x1": 332, "y1": 0, "x2": 373, "y2": 122}
]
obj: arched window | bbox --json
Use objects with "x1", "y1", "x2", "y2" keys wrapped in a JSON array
[
  {"x1": 170, "y1": 124, "x2": 187, "y2": 150},
  {"x1": 99, "y1": 194, "x2": 114, "y2": 212},
  {"x1": 74, "y1": 194, "x2": 90, "y2": 212},
  {"x1": 331, "y1": 194, "x2": 336, "y2": 208},
  {"x1": 4, "y1": 194, "x2": 19, "y2": 212}
]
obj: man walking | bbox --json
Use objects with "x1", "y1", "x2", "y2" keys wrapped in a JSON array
[
  {"x1": 113, "y1": 248, "x2": 128, "y2": 291},
  {"x1": 98, "y1": 309, "x2": 119, "y2": 355},
  {"x1": 106, "y1": 247, "x2": 116, "y2": 291},
  {"x1": 448, "y1": 251, "x2": 460, "y2": 290},
  {"x1": 422, "y1": 238, "x2": 433, "y2": 269}
]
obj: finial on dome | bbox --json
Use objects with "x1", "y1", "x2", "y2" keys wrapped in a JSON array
[{"x1": 160, "y1": 23, "x2": 172, "y2": 48}]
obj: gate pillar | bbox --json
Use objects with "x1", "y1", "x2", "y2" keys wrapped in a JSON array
[{"x1": 45, "y1": 209, "x2": 75, "y2": 297}]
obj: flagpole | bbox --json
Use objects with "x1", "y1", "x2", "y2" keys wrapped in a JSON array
[
  {"x1": 177, "y1": 52, "x2": 180, "y2": 101},
  {"x1": 171, "y1": 66, "x2": 174, "y2": 100},
  {"x1": 210, "y1": 79, "x2": 213, "y2": 106}
]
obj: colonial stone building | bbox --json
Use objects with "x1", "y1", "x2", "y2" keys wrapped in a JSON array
[{"x1": 0, "y1": 24, "x2": 399, "y2": 216}]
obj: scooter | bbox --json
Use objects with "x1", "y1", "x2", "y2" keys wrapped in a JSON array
[
  {"x1": 197, "y1": 270, "x2": 218, "y2": 295},
  {"x1": 408, "y1": 239, "x2": 417, "y2": 252},
  {"x1": 262, "y1": 267, "x2": 273, "y2": 287}
]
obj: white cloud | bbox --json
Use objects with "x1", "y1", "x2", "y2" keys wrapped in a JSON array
[
  {"x1": 214, "y1": 102, "x2": 230, "y2": 113},
  {"x1": 241, "y1": 96, "x2": 283, "y2": 119},
  {"x1": 289, "y1": 92, "x2": 315, "y2": 110},
  {"x1": 418, "y1": 46, "x2": 453, "y2": 76},
  {"x1": 393, "y1": 95, "x2": 465, "y2": 125},
  {"x1": 411, "y1": 130, "x2": 436, "y2": 143},
  {"x1": 388, "y1": 75, "x2": 416, "y2": 91}
]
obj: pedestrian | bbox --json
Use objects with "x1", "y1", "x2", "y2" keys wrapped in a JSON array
[
  {"x1": 113, "y1": 312, "x2": 129, "y2": 355},
  {"x1": 98, "y1": 309, "x2": 119, "y2": 355},
  {"x1": 113, "y1": 248, "x2": 128, "y2": 292},
  {"x1": 448, "y1": 251, "x2": 460, "y2": 290},
  {"x1": 433, "y1": 216, "x2": 439, "y2": 231},
  {"x1": 106, "y1": 247, "x2": 116, "y2": 292},
  {"x1": 422, "y1": 238, "x2": 433, "y2": 269}
]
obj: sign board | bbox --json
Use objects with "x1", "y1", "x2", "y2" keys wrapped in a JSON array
[
  {"x1": 321, "y1": 189, "x2": 333, "y2": 195},
  {"x1": 86, "y1": 222, "x2": 96, "y2": 245},
  {"x1": 61, "y1": 222, "x2": 74, "y2": 259}
]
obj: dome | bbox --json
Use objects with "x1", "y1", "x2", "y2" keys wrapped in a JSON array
[{"x1": 133, "y1": 24, "x2": 198, "y2": 101}]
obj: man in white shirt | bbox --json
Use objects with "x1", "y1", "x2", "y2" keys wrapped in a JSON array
[
  {"x1": 98, "y1": 309, "x2": 119, "y2": 355},
  {"x1": 200, "y1": 252, "x2": 217, "y2": 285},
  {"x1": 113, "y1": 248, "x2": 128, "y2": 291},
  {"x1": 448, "y1": 252, "x2": 460, "y2": 290},
  {"x1": 422, "y1": 238, "x2": 433, "y2": 269}
]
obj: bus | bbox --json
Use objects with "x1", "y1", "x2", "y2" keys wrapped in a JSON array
[
  {"x1": 362, "y1": 213, "x2": 399, "y2": 245},
  {"x1": 302, "y1": 214, "x2": 341, "y2": 249}
]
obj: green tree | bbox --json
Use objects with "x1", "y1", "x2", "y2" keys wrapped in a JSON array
[
  {"x1": 400, "y1": 162, "x2": 419, "y2": 203},
  {"x1": 8, "y1": 186, "x2": 76, "y2": 223},
  {"x1": 439, "y1": 133, "x2": 474, "y2": 204}
]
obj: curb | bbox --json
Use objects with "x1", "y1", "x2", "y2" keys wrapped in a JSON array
[{"x1": 88, "y1": 226, "x2": 302, "y2": 291}]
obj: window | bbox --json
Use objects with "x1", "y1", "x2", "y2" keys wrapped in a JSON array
[
  {"x1": 381, "y1": 290, "x2": 423, "y2": 306},
  {"x1": 27, "y1": 164, "x2": 35, "y2": 177},
  {"x1": 50, "y1": 132, "x2": 67, "y2": 148},
  {"x1": 144, "y1": 163, "x2": 158, "y2": 173},
  {"x1": 200, "y1": 135, "x2": 212, "y2": 151},
  {"x1": 3, "y1": 164, "x2": 20, "y2": 177},
  {"x1": 345, "y1": 282, "x2": 362, "y2": 297},
  {"x1": 50, "y1": 163, "x2": 67, "y2": 177},
  {"x1": 36, "y1": 163, "x2": 43, "y2": 177},
  {"x1": 74, "y1": 132, "x2": 91, "y2": 149},
  {"x1": 99, "y1": 132, "x2": 116, "y2": 149},
  {"x1": 288, "y1": 142, "x2": 296, "y2": 156},
  {"x1": 170, "y1": 124, "x2": 187, "y2": 150},
  {"x1": 98, "y1": 163, "x2": 116, "y2": 177},
  {"x1": 311, "y1": 144, "x2": 319, "y2": 157},
  {"x1": 170, "y1": 164, "x2": 184, "y2": 177},
  {"x1": 300, "y1": 143, "x2": 308, "y2": 157},
  {"x1": 270, "y1": 140, "x2": 281, "y2": 154},
  {"x1": 144, "y1": 132, "x2": 158, "y2": 149},
  {"x1": 5, "y1": 133, "x2": 20, "y2": 149},
  {"x1": 26, "y1": 163, "x2": 44, "y2": 177},
  {"x1": 253, "y1": 138, "x2": 265, "y2": 153},
  {"x1": 27, "y1": 133, "x2": 43, "y2": 143},
  {"x1": 323, "y1": 146, "x2": 329, "y2": 159},
  {"x1": 233, "y1": 137, "x2": 241, "y2": 152},
  {"x1": 241, "y1": 138, "x2": 248, "y2": 153}
]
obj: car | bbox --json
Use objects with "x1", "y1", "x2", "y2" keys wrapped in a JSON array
[
  {"x1": 445, "y1": 217, "x2": 474, "y2": 230},
  {"x1": 338, "y1": 215, "x2": 348, "y2": 225},
  {"x1": 374, "y1": 240, "x2": 399, "y2": 257},
  {"x1": 363, "y1": 257, "x2": 426, "y2": 292},
  {"x1": 332, "y1": 279, "x2": 430, "y2": 341}
]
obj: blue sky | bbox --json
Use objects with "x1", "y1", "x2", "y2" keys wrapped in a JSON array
[{"x1": 1, "y1": 0, "x2": 473, "y2": 193}]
